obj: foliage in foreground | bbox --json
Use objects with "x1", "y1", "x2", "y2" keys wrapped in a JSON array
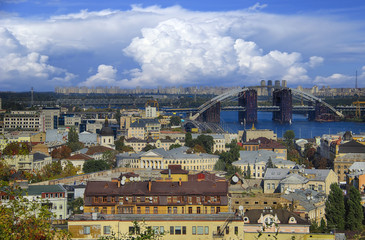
[{"x1": 0, "y1": 182, "x2": 70, "y2": 240}]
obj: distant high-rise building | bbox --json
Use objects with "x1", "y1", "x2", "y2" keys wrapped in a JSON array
[{"x1": 282, "y1": 80, "x2": 287, "y2": 88}]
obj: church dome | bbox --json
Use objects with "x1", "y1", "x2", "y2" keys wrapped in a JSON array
[{"x1": 100, "y1": 118, "x2": 114, "y2": 136}]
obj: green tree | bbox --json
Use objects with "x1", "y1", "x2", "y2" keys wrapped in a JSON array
[
  {"x1": 169, "y1": 144, "x2": 181, "y2": 150},
  {"x1": 69, "y1": 197, "x2": 84, "y2": 214},
  {"x1": 185, "y1": 132, "x2": 193, "y2": 147},
  {"x1": 170, "y1": 115, "x2": 181, "y2": 126},
  {"x1": 115, "y1": 137, "x2": 125, "y2": 152},
  {"x1": 214, "y1": 159, "x2": 226, "y2": 171},
  {"x1": 266, "y1": 157, "x2": 276, "y2": 168},
  {"x1": 102, "y1": 151, "x2": 117, "y2": 167},
  {"x1": 142, "y1": 144, "x2": 157, "y2": 152},
  {"x1": 67, "y1": 127, "x2": 84, "y2": 152},
  {"x1": 283, "y1": 130, "x2": 295, "y2": 147},
  {"x1": 345, "y1": 186, "x2": 364, "y2": 230},
  {"x1": 245, "y1": 163, "x2": 251, "y2": 179},
  {"x1": 325, "y1": 183, "x2": 345, "y2": 231},
  {"x1": 195, "y1": 135, "x2": 214, "y2": 154},
  {"x1": 83, "y1": 159, "x2": 110, "y2": 173},
  {"x1": 0, "y1": 183, "x2": 70, "y2": 239}
]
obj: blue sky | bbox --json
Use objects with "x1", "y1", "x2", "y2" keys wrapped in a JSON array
[{"x1": 0, "y1": 0, "x2": 364, "y2": 91}]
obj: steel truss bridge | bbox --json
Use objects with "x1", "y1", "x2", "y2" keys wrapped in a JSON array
[{"x1": 163, "y1": 87, "x2": 364, "y2": 123}]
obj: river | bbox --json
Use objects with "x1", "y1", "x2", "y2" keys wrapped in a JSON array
[{"x1": 220, "y1": 111, "x2": 365, "y2": 139}]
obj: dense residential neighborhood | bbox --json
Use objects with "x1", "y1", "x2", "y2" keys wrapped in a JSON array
[{"x1": 0, "y1": 86, "x2": 365, "y2": 240}]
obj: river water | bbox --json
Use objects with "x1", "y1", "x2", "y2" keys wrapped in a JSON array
[{"x1": 220, "y1": 111, "x2": 365, "y2": 139}]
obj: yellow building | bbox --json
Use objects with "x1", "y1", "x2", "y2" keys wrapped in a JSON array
[
  {"x1": 68, "y1": 213, "x2": 245, "y2": 240},
  {"x1": 83, "y1": 171, "x2": 229, "y2": 216},
  {"x1": 117, "y1": 147, "x2": 219, "y2": 171}
]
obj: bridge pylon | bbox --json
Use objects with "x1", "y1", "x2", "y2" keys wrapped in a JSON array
[
  {"x1": 273, "y1": 88, "x2": 292, "y2": 123},
  {"x1": 238, "y1": 89, "x2": 257, "y2": 124},
  {"x1": 197, "y1": 102, "x2": 221, "y2": 123}
]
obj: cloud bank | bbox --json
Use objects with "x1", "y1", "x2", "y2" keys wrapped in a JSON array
[{"x1": 1, "y1": 5, "x2": 364, "y2": 90}]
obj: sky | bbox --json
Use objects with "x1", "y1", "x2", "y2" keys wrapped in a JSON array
[{"x1": 0, "y1": 0, "x2": 365, "y2": 91}]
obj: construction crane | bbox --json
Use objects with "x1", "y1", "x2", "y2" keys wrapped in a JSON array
[{"x1": 353, "y1": 101, "x2": 365, "y2": 118}]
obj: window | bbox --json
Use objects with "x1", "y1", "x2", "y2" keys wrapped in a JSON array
[
  {"x1": 170, "y1": 226, "x2": 174, "y2": 235},
  {"x1": 175, "y1": 226, "x2": 182, "y2": 235},
  {"x1": 205, "y1": 226, "x2": 209, "y2": 235},
  {"x1": 168, "y1": 207, "x2": 172, "y2": 214},
  {"x1": 160, "y1": 226, "x2": 164, "y2": 234},
  {"x1": 226, "y1": 226, "x2": 229, "y2": 234},
  {"x1": 235, "y1": 226, "x2": 238, "y2": 235},
  {"x1": 137, "y1": 207, "x2": 141, "y2": 214},
  {"x1": 197, "y1": 207, "x2": 201, "y2": 214},
  {"x1": 318, "y1": 185, "x2": 323, "y2": 191},
  {"x1": 104, "y1": 226, "x2": 111, "y2": 234},
  {"x1": 153, "y1": 226, "x2": 159, "y2": 234},
  {"x1": 272, "y1": 183, "x2": 275, "y2": 189},
  {"x1": 84, "y1": 226, "x2": 90, "y2": 235},
  {"x1": 197, "y1": 226, "x2": 204, "y2": 235},
  {"x1": 145, "y1": 207, "x2": 150, "y2": 214},
  {"x1": 211, "y1": 207, "x2": 215, "y2": 214},
  {"x1": 154, "y1": 207, "x2": 158, "y2": 214},
  {"x1": 188, "y1": 207, "x2": 192, "y2": 214},
  {"x1": 267, "y1": 183, "x2": 270, "y2": 189},
  {"x1": 192, "y1": 226, "x2": 196, "y2": 235},
  {"x1": 173, "y1": 207, "x2": 177, "y2": 214},
  {"x1": 182, "y1": 226, "x2": 186, "y2": 235}
]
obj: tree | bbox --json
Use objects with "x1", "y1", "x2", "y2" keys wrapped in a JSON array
[
  {"x1": 0, "y1": 183, "x2": 70, "y2": 239},
  {"x1": 169, "y1": 144, "x2": 181, "y2": 150},
  {"x1": 83, "y1": 159, "x2": 110, "y2": 173},
  {"x1": 102, "y1": 151, "x2": 117, "y2": 167},
  {"x1": 51, "y1": 145, "x2": 72, "y2": 159},
  {"x1": 67, "y1": 127, "x2": 83, "y2": 152},
  {"x1": 69, "y1": 197, "x2": 84, "y2": 214},
  {"x1": 115, "y1": 137, "x2": 125, "y2": 152},
  {"x1": 170, "y1": 115, "x2": 181, "y2": 126},
  {"x1": 2, "y1": 142, "x2": 30, "y2": 156},
  {"x1": 245, "y1": 163, "x2": 251, "y2": 179},
  {"x1": 266, "y1": 157, "x2": 276, "y2": 168},
  {"x1": 195, "y1": 135, "x2": 214, "y2": 153},
  {"x1": 345, "y1": 186, "x2": 364, "y2": 230},
  {"x1": 185, "y1": 132, "x2": 193, "y2": 147},
  {"x1": 325, "y1": 183, "x2": 345, "y2": 231},
  {"x1": 214, "y1": 159, "x2": 226, "y2": 171},
  {"x1": 142, "y1": 144, "x2": 157, "y2": 152},
  {"x1": 283, "y1": 130, "x2": 295, "y2": 147}
]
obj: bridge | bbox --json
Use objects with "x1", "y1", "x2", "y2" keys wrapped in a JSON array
[{"x1": 162, "y1": 86, "x2": 365, "y2": 123}]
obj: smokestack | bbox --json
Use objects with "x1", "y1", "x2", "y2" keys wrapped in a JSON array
[{"x1": 148, "y1": 179, "x2": 152, "y2": 192}]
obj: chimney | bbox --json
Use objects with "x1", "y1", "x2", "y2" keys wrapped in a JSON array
[
  {"x1": 117, "y1": 180, "x2": 120, "y2": 188},
  {"x1": 179, "y1": 178, "x2": 182, "y2": 186},
  {"x1": 168, "y1": 168, "x2": 171, "y2": 178},
  {"x1": 148, "y1": 179, "x2": 152, "y2": 192}
]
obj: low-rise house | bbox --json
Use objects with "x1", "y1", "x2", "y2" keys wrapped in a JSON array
[
  {"x1": 243, "y1": 208, "x2": 310, "y2": 234},
  {"x1": 78, "y1": 131, "x2": 97, "y2": 147},
  {"x1": 117, "y1": 146, "x2": 219, "y2": 171},
  {"x1": 23, "y1": 184, "x2": 68, "y2": 220},
  {"x1": 124, "y1": 138, "x2": 184, "y2": 152},
  {"x1": 281, "y1": 189, "x2": 326, "y2": 223},
  {"x1": 295, "y1": 139, "x2": 309, "y2": 155},
  {"x1": 62, "y1": 153, "x2": 94, "y2": 174},
  {"x1": 83, "y1": 145, "x2": 116, "y2": 160},
  {"x1": 232, "y1": 150, "x2": 293, "y2": 179},
  {"x1": 263, "y1": 168, "x2": 337, "y2": 195},
  {"x1": 331, "y1": 140, "x2": 365, "y2": 183},
  {"x1": 3, "y1": 152, "x2": 52, "y2": 171}
]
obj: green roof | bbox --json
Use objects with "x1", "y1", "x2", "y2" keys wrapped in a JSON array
[{"x1": 25, "y1": 185, "x2": 66, "y2": 196}]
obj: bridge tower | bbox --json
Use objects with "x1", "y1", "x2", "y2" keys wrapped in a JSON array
[
  {"x1": 273, "y1": 88, "x2": 292, "y2": 123},
  {"x1": 197, "y1": 102, "x2": 221, "y2": 123},
  {"x1": 238, "y1": 89, "x2": 257, "y2": 124}
]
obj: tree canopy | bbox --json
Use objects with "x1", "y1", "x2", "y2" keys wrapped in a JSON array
[
  {"x1": 345, "y1": 186, "x2": 364, "y2": 230},
  {"x1": 170, "y1": 115, "x2": 181, "y2": 126},
  {"x1": 0, "y1": 183, "x2": 70, "y2": 239},
  {"x1": 67, "y1": 127, "x2": 84, "y2": 152},
  {"x1": 83, "y1": 159, "x2": 110, "y2": 173},
  {"x1": 325, "y1": 183, "x2": 345, "y2": 231}
]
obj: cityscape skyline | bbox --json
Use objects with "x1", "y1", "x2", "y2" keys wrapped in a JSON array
[{"x1": 1, "y1": 0, "x2": 365, "y2": 91}]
